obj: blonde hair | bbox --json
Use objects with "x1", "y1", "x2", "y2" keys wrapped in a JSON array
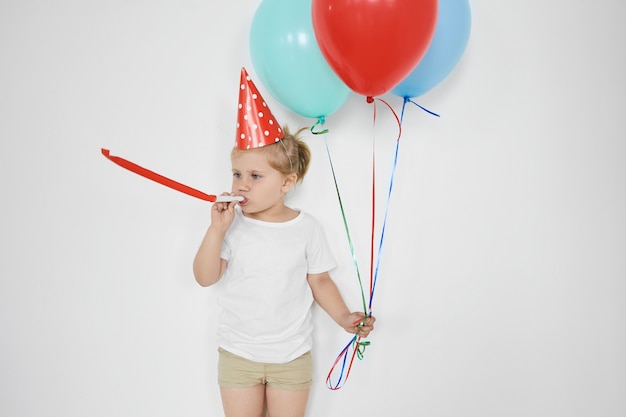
[{"x1": 231, "y1": 126, "x2": 311, "y2": 183}]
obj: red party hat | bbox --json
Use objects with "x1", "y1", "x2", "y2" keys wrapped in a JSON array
[{"x1": 235, "y1": 67, "x2": 284, "y2": 150}]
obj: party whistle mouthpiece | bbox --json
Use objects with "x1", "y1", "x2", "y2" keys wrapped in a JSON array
[{"x1": 213, "y1": 195, "x2": 244, "y2": 203}]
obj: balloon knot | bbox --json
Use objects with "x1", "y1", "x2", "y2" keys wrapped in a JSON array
[{"x1": 366, "y1": 96, "x2": 374, "y2": 104}]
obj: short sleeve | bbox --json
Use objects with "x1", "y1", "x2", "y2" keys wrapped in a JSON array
[{"x1": 305, "y1": 217, "x2": 336, "y2": 274}]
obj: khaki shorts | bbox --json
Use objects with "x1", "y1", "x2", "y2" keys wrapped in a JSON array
[{"x1": 218, "y1": 348, "x2": 313, "y2": 391}]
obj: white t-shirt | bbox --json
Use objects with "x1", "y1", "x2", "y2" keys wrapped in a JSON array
[{"x1": 218, "y1": 208, "x2": 336, "y2": 363}]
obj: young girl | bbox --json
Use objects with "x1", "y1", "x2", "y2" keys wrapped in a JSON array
[{"x1": 193, "y1": 124, "x2": 375, "y2": 417}]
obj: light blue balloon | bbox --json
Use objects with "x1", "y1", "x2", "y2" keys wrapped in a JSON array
[
  {"x1": 250, "y1": 0, "x2": 350, "y2": 119},
  {"x1": 392, "y1": 0, "x2": 471, "y2": 99}
]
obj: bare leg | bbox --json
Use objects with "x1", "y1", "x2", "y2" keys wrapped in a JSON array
[
  {"x1": 265, "y1": 386, "x2": 310, "y2": 417},
  {"x1": 220, "y1": 385, "x2": 266, "y2": 417}
]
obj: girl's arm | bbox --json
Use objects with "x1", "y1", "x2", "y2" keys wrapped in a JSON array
[
  {"x1": 193, "y1": 200, "x2": 236, "y2": 287},
  {"x1": 193, "y1": 225, "x2": 227, "y2": 287},
  {"x1": 307, "y1": 272, "x2": 375, "y2": 337}
]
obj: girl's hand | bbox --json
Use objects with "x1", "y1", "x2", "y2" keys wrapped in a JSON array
[
  {"x1": 210, "y1": 192, "x2": 238, "y2": 232},
  {"x1": 342, "y1": 312, "x2": 376, "y2": 338}
]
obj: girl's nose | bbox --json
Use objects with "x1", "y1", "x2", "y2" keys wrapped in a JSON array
[{"x1": 238, "y1": 181, "x2": 250, "y2": 192}]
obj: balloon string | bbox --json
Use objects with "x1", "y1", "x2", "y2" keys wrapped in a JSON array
[
  {"x1": 311, "y1": 116, "x2": 329, "y2": 135},
  {"x1": 367, "y1": 96, "x2": 402, "y2": 311},
  {"x1": 323, "y1": 134, "x2": 369, "y2": 315},
  {"x1": 374, "y1": 95, "x2": 440, "y2": 310},
  {"x1": 401, "y1": 97, "x2": 441, "y2": 122},
  {"x1": 100, "y1": 148, "x2": 217, "y2": 202},
  {"x1": 331, "y1": 96, "x2": 440, "y2": 388},
  {"x1": 370, "y1": 105, "x2": 376, "y2": 305},
  {"x1": 322, "y1": 128, "x2": 370, "y2": 390},
  {"x1": 369, "y1": 96, "x2": 403, "y2": 141},
  {"x1": 370, "y1": 132, "x2": 399, "y2": 312},
  {"x1": 369, "y1": 97, "x2": 439, "y2": 313},
  {"x1": 325, "y1": 96, "x2": 402, "y2": 390}
]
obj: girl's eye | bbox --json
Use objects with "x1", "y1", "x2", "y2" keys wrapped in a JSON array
[
  {"x1": 252, "y1": 174, "x2": 262, "y2": 180},
  {"x1": 233, "y1": 172, "x2": 241, "y2": 179}
]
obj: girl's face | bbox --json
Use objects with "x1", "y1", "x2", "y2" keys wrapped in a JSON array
[{"x1": 231, "y1": 149, "x2": 296, "y2": 221}]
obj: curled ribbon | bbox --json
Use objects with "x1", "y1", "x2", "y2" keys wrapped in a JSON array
[
  {"x1": 326, "y1": 335, "x2": 371, "y2": 390},
  {"x1": 311, "y1": 116, "x2": 329, "y2": 135}
]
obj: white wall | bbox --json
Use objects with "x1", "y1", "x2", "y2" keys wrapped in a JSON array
[{"x1": 1, "y1": 1, "x2": 625, "y2": 416}]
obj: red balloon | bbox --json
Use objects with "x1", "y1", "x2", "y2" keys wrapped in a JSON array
[{"x1": 312, "y1": 0, "x2": 438, "y2": 98}]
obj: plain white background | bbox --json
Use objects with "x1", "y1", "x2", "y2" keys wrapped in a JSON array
[{"x1": 1, "y1": 1, "x2": 625, "y2": 416}]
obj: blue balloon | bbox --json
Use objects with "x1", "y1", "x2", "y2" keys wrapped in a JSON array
[
  {"x1": 392, "y1": 0, "x2": 471, "y2": 99},
  {"x1": 250, "y1": 0, "x2": 350, "y2": 119}
]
